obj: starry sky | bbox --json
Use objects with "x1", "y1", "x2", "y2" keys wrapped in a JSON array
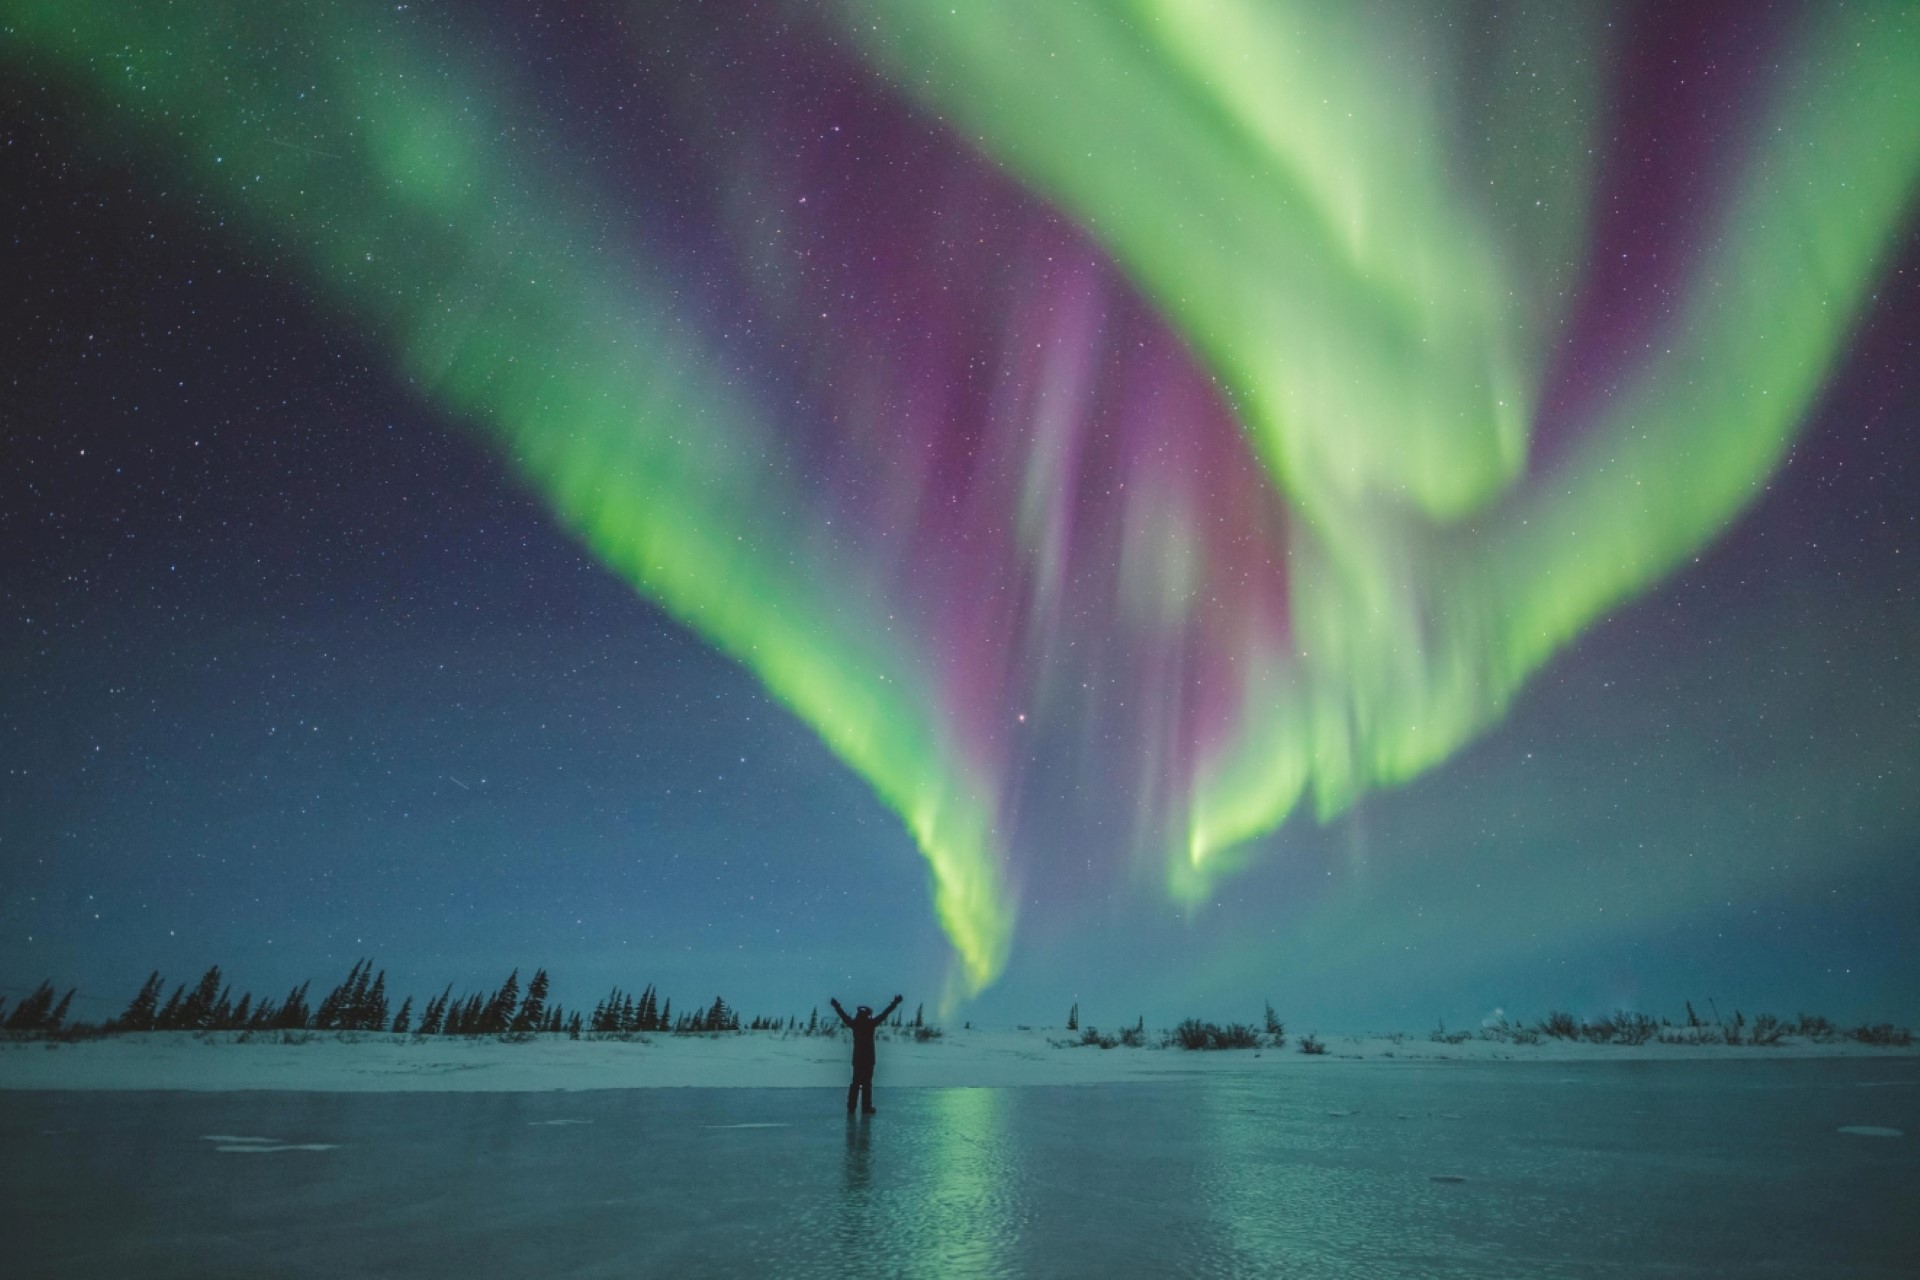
[{"x1": 3, "y1": 1, "x2": 1917, "y2": 1031}]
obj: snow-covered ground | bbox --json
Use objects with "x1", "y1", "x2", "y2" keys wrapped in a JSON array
[{"x1": 1, "y1": 1027, "x2": 1912, "y2": 1092}]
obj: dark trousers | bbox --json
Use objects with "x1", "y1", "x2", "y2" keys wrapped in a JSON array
[{"x1": 847, "y1": 1064, "x2": 874, "y2": 1112}]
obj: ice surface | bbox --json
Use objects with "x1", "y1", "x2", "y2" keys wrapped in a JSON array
[{"x1": 3, "y1": 1059, "x2": 1914, "y2": 1277}]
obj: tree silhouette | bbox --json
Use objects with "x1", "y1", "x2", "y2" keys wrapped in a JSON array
[
  {"x1": 175, "y1": 966, "x2": 223, "y2": 1030},
  {"x1": 391, "y1": 996, "x2": 413, "y2": 1034},
  {"x1": 272, "y1": 981, "x2": 312, "y2": 1029},
  {"x1": 419, "y1": 985, "x2": 452, "y2": 1035},
  {"x1": 362, "y1": 970, "x2": 389, "y2": 1031},
  {"x1": 4, "y1": 981, "x2": 56, "y2": 1030},
  {"x1": 481, "y1": 970, "x2": 520, "y2": 1034},
  {"x1": 313, "y1": 961, "x2": 364, "y2": 1031},
  {"x1": 155, "y1": 982, "x2": 186, "y2": 1030},
  {"x1": 118, "y1": 971, "x2": 165, "y2": 1031},
  {"x1": 512, "y1": 969, "x2": 549, "y2": 1033}
]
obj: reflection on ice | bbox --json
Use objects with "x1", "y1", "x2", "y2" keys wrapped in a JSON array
[{"x1": 4, "y1": 1060, "x2": 1915, "y2": 1277}]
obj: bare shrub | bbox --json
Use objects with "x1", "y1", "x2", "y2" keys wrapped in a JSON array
[
  {"x1": 1609, "y1": 1012, "x2": 1658, "y2": 1046},
  {"x1": 1173, "y1": 1019, "x2": 1262, "y2": 1050},
  {"x1": 1795, "y1": 1013, "x2": 1839, "y2": 1042},
  {"x1": 1537, "y1": 1011, "x2": 1579, "y2": 1040}
]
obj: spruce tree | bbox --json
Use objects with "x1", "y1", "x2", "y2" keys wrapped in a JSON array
[
  {"x1": 274, "y1": 981, "x2": 312, "y2": 1029},
  {"x1": 513, "y1": 969, "x2": 549, "y2": 1033},
  {"x1": 567, "y1": 1011, "x2": 582, "y2": 1040},
  {"x1": 49, "y1": 988, "x2": 74, "y2": 1030},
  {"x1": 913, "y1": 1004, "x2": 924, "y2": 1029},
  {"x1": 659, "y1": 997, "x2": 671, "y2": 1031},
  {"x1": 156, "y1": 983, "x2": 187, "y2": 1030},
  {"x1": 391, "y1": 996, "x2": 413, "y2": 1034},
  {"x1": 1067, "y1": 1002, "x2": 1079, "y2": 1032},
  {"x1": 620, "y1": 992, "x2": 637, "y2": 1033},
  {"x1": 364, "y1": 971, "x2": 389, "y2": 1032},
  {"x1": 483, "y1": 970, "x2": 520, "y2": 1034},
  {"x1": 1264, "y1": 1001, "x2": 1285, "y2": 1044},
  {"x1": 313, "y1": 961, "x2": 361, "y2": 1030},
  {"x1": 423, "y1": 984, "x2": 452, "y2": 1035},
  {"x1": 120, "y1": 971, "x2": 165, "y2": 1031},
  {"x1": 176, "y1": 966, "x2": 223, "y2": 1029},
  {"x1": 4, "y1": 981, "x2": 54, "y2": 1030},
  {"x1": 347, "y1": 963, "x2": 375, "y2": 1029},
  {"x1": 230, "y1": 993, "x2": 254, "y2": 1029},
  {"x1": 249, "y1": 997, "x2": 278, "y2": 1030}
]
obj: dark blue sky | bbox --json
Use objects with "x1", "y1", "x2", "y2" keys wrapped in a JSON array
[{"x1": 3, "y1": 10, "x2": 1917, "y2": 1034}]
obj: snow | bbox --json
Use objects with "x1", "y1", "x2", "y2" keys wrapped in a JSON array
[{"x1": 1, "y1": 1027, "x2": 1912, "y2": 1092}]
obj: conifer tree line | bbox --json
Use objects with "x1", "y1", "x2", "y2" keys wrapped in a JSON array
[
  {"x1": 92, "y1": 961, "x2": 583, "y2": 1037},
  {"x1": 2, "y1": 980, "x2": 77, "y2": 1032},
  {"x1": 587, "y1": 987, "x2": 846, "y2": 1036},
  {"x1": 0, "y1": 961, "x2": 830, "y2": 1039}
]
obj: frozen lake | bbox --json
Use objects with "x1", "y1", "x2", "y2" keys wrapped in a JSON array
[{"x1": 3, "y1": 1058, "x2": 1914, "y2": 1277}]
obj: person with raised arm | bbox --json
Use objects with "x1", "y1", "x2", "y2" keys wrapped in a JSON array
[{"x1": 830, "y1": 993, "x2": 903, "y2": 1115}]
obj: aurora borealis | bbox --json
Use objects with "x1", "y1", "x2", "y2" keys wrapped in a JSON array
[{"x1": 3, "y1": 1, "x2": 1918, "y2": 1020}]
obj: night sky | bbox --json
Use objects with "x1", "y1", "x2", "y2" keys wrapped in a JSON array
[{"x1": 3, "y1": 1, "x2": 1917, "y2": 1032}]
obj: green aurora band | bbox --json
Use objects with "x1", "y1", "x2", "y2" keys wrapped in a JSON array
[
  {"x1": 835, "y1": 0, "x2": 1920, "y2": 891},
  {"x1": 8, "y1": 0, "x2": 1918, "y2": 993},
  {"x1": 3, "y1": 0, "x2": 1013, "y2": 993}
]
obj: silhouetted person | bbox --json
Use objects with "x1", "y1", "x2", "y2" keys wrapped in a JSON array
[{"x1": 832, "y1": 994, "x2": 902, "y2": 1114}]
